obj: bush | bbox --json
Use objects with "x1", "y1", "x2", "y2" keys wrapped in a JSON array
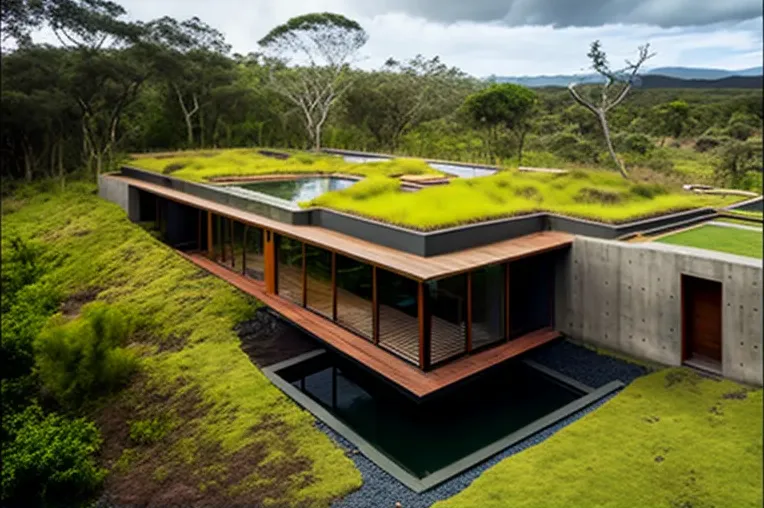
[
  {"x1": 616, "y1": 133, "x2": 654, "y2": 155},
  {"x1": 694, "y1": 136, "x2": 728, "y2": 153},
  {"x1": 630, "y1": 183, "x2": 669, "y2": 199},
  {"x1": 34, "y1": 302, "x2": 138, "y2": 407},
  {"x1": 725, "y1": 122, "x2": 755, "y2": 141},
  {"x1": 1, "y1": 405, "x2": 106, "y2": 505},
  {"x1": 545, "y1": 133, "x2": 598, "y2": 164},
  {"x1": 714, "y1": 140, "x2": 763, "y2": 189}
]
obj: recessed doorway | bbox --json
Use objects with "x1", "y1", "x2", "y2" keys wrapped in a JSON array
[{"x1": 681, "y1": 275, "x2": 722, "y2": 373}]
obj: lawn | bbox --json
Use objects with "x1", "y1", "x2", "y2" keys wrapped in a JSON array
[
  {"x1": 1, "y1": 183, "x2": 361, "y2": 506},
  {"x1": 656, "y1": 224, "x2": 763, "y2": 258},
  {"x1": 130, "y1": 149, "x2": 738, "y2": 230},
  {"x1": 715, "y1": 217, "x2": 763, "y2": 228},
  {"x1": 130, "y1": 148, "x2": 443, "y2": 181},
  {"x1": 435, "y1": 368, "x2": 763, "y2": 508}
]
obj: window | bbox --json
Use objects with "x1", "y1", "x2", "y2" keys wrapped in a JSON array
[
  {"x1": 335, "y1": 255, "x2": 373, "y2": 340},
  {"x1": 377, "y1": 269, "x2": 419, "y2": 364},
  {"x1": 428, "y1": 274, "x2": 467, "y2": 365},
  {"x1": 471, "y1": 264, "x2": 506, "y2": 349},
  {"x1": 276, "y1": 235, "x2": 303, "y2": 304},
  {"x1": 305, "y1": 244, "x2": 333, "y2": 318}
]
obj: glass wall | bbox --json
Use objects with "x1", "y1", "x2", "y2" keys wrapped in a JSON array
[
  {"x1": 471, "y1": 264, "x2": 506, "y2": 350},
  {"x1": 305, "y1": 244, "x2": 333, "y2": 318},
  {"x1": 509, "y1": 253, "x2": 554, "y2": 339},
  {"x1": 244, "y1": 226, "x2": 265, "y2": 281},
  {"x1": 276, "y1": 235, "x2": 303, "y2": 305},
  {"x1": 335, "y1": 255, "x2": 373, "y2": 340},
  {"x1": 231, "y1": 221, "x2": 245, "y2": 272},
  {"x1": 377, "y1": 268, "x2": 419, "y2": 364},
  {"x1": 428, "y1": 274, "x2": 467, "y2": 365}
]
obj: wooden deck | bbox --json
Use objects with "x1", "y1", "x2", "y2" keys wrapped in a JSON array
[
  {"x1": 180, "y1": 251, "x2": 561, "y2": 398},
  {"x1": 110, "y1": 174, "x2": 573, "y2": 281}
]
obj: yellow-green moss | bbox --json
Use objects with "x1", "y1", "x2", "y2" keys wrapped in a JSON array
[
  {"x1": 2, "y1": 184, "x2": 361, "y2": 506},
  {"x1": 131, "y1": 148, "x2": 441, "y2": 181},
  {"x1": 435, "y1": 368, "x2": 763, "y2": 508}
]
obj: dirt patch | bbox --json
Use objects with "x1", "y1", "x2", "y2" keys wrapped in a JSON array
[
  {"x1": 163, "y1": 162, "x2": 188, "y2": 174},
  {"x1": 95, "y1": 375, "x2": 316, "y2": 507},
  {"x1": 722, "y1": 389, "x2": 749, "y2": 400},
  {"x1": 61, "y1": 287, "x2": 101, "y2": 317},
  {"x1": 236, "y1": 308, "x2": 321, "y2": 368}
]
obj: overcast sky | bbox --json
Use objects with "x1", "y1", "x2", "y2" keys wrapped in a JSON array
[{"x1": 37, "y1": 0, "x2": 764, "y2": 76}]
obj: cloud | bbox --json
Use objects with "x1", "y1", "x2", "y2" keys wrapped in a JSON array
[
  {"x1": 360, "y1": 0, "x2": 764, "y2": 28},
  {"x1": 27, "y1": 1, "x2": 764, "y2": 77}
]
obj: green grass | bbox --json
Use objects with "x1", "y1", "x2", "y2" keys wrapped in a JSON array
[
  {"x1": 656, "y1": 224, "x2": 763, "y2": 258},
  {"x1": 715, "y1": 217, "x2": 763, "y2": 228},
  {"x1": 130, "y1": 149, "x2": 738, "y2": 230},
  {"x1": 723, "y1": 209, "x2": 764, "y2": 220},
  {"x1": 309, "y1": 170, "x2": 737, "y2": 230},
  {"x1": 131, "y1": 148, "x2": 442, "y2": 181},
  {"x1": 1, "y1": 182, "x2": 361, "y2": 506},
  {"x1": 435, "y1": 368, "x2": 763, "y2": 508}
]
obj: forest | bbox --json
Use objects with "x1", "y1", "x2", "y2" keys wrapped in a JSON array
[
  {"x1": 1, "y1": 1, "x2": 762, "y2": 506},
  {"x1": 1, "y1": 0, "x2": 762, "y2": 191}
]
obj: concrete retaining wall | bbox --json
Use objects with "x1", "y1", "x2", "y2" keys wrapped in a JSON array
[{"x1": 556, "y1": 237, "x2": 763, "y2": 385}]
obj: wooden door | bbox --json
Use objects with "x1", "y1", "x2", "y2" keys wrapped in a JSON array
[{"x1": 682, "y1": 275, "x2": 722, "y2": 364}]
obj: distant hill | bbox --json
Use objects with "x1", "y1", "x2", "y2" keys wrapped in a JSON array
[{"x1": 490, "y1": 65, "x2": 763, "y2": 88}]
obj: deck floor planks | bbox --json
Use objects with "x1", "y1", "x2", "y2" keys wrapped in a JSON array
[
  {"x1": 181, "y1": 251, "x2": 561, "y2": 398},
  {"x1": 111, "y1": 174, "x2": 573, "y2": 281}
]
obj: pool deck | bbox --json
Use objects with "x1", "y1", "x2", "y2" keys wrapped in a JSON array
[{"x1": 179, "y1": 251, "x2": 562, "y2": 399}]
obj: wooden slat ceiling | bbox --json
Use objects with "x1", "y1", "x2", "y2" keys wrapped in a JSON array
[{"x1": 110, "y1": 175, "x2": 574, "y2": 281}]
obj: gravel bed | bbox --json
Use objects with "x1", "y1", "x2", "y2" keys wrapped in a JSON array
[{"x1": 326, "y1": 340, "x2": 648, "y2": 508}]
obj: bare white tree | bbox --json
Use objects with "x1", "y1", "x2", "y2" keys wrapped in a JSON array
[
  {"x1": 258, "y1": 13, "x2": 368, "y2": 150},
  {"x1": 568, "y1": 40, "x2": 655, "y2": 178}
]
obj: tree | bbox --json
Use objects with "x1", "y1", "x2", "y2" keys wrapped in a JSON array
[
  {"x1": 142, "y1": 16, "x2": 232, "y2": 147},
  {"x1": 655, "y1": 100, "x2": 689, "y2": 144},
  {"x1": 258, "y1": 12, "x2": 368, "y2": 150},
  {"x1": 342, "y1": 55, "x2": 474, "y2": 151},
  {"x1": 568, "y1": 40, "x2": 655, "y2": 178},
  {"x1": 462, "y1": 83, "x2": 537, "y2": 163}
]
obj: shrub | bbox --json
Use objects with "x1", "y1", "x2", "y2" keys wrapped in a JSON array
[
  {"x1": 694, "y1": 136, "x2": 728, "y2": 153},
  {"x1": 725, "y1": 122, "x2": 755, "y2": 141},
  {"x1": 630, "y1": 183, "x2": 669, "y2": 199},
  {"x1": 545, "y1": 133, "x2": 598, "y2": 164},
  {"x1": 575, "y1": 188, "x2": 623, "y2": 204},
  {"x1": 1, "y1": 404, "x2": 106, "y2": 505},
  {"x1": 34, "y1": 302, "x2": 138, "y2": 407},
  {"x1": 617, "y1": 133, "x2": 654, "y2": 155}
]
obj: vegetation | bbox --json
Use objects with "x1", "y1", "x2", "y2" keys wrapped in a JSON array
[
  {"x1": 656, "y1": 224, "x2": 763, "y2": 258},
  {"x1": 1, "y1": 184, "x2": 360, "y2": 506},
  {"x1": 1, "y1": 2, "x2": 761, "y2": 194},
  {"x1": 131, "y1": 149, "x2": 442, "y2": 181},
  {"x1": 308, "y1": 170, "x2": 736, "y2": 229},
  {"x1": 435, "y1": 368, "x2": 763, "y2": 508}
]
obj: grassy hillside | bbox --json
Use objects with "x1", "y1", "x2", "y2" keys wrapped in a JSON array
[
  {"x1": 1, "y1": 183, "x2": 361, "y2": 506},
  {"x1": 435, "y1": 368, "x2": 763, "y2": 508}
]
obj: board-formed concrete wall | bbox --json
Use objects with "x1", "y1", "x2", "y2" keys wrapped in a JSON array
[{"x1": 555, "y1": 237, "x2": 763, "y2": 385}]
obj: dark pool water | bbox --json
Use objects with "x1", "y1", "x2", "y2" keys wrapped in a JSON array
[
  {"x1": 236, "y1": 177, "x2": 358, "y2": 202},
  {"x1": 278, "y1": 354, "x2": 583, "y2": 479}
]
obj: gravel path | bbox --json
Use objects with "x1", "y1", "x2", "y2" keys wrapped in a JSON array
[{"x1": 327, "y1": 340, "x2": 647, "y2": 508}]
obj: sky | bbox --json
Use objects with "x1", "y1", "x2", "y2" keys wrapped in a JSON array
[{"x1": 34, "y1": 0, "x2": 764, "y2": 77}]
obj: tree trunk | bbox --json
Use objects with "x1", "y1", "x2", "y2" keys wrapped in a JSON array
[
  {"x1": 314, "y1": 124, "x2": 321, "y2": 151},
  {"x1": 597, "y1": 111, "x2": 628, "y2": 178}
]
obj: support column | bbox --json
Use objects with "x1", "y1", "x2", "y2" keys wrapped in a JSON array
[
  {"x1": 206, "y1": 211, "x2": 213, "y2": 259},
  {"x1": 301, "y1": 243, "x2": 307, "y2": 307},
  {"x1": 264, "y1": 230, "x2": 276, "y2": 293},
  {"x1": 331, "y1": 252, "x2": 337, "y2": 321},
  {"x1": 505, "y1": 262, "x2": 511, "y2": 341},
  {"x1": 466, "y1": 271, "x2": 473, "y2": 353},
  {"x1": 372, "y1": 266, "x2": 379, "y2": 345},
  {"x1": 418, "y1": 281, "x2": 431, "y2": 371}
]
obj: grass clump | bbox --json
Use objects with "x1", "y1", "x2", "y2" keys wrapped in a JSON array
[
  {"x1": 435, "y1": 368, "x2": 763, "y2": 508},
  {"x1": 34, "y1": 302, "x2": 139, "y2": 408},
  {"x1": 131, "y1": 148, "x2": 442, "y2": 182},
  {"x1": 2, "y1": 185, "x2": 361, "y2": 505},
  {"x1": 656, "y1": 224, "x2": 763, "y2": 258},
  {"x1": 310, "y1": 169, "x2": 737, "y2": 230}
]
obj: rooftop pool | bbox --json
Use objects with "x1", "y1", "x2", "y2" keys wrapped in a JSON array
[{"x1": 234, "y1": 176, "x2": 359, "y2": 203}]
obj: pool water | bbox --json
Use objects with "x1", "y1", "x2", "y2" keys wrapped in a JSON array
[
  {"x1": 236, "y1": 177, "x2": 358, "y2": 202},
  {"x1": 277, "y1": 353, "x2": 584, "y2": 479}
]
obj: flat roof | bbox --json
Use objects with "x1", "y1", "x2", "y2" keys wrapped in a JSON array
[
  {"x1": 110, "y1": 174, "x2": 574, "y2": 281},
  {"x1": 182, "y1": 251, "x2": 561, "y2": 399}
]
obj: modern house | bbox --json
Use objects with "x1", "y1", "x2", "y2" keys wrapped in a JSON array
[{"x1": 99, "y1": 164, "x2": 763, "y2": 394}]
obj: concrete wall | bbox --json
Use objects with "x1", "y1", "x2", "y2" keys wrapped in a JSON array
[{"x1": 556, "y1": 237, "x2": 763, "y2": 385}]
